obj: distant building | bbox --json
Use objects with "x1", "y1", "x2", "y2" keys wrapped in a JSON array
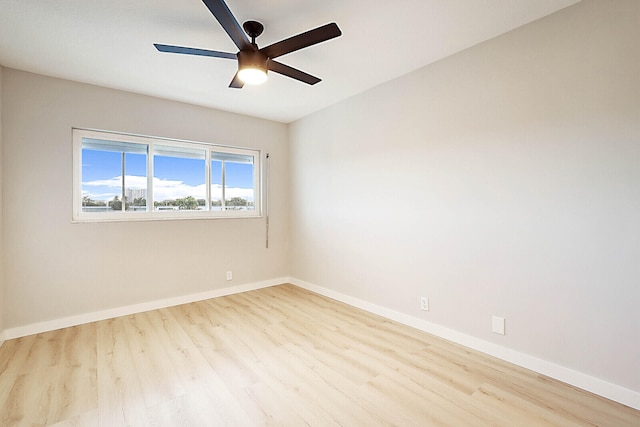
[{"x1": 125, "y1": 188, "x2": 146, "y2": 201}]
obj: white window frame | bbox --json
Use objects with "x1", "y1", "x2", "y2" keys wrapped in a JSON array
[{"x1": 73, "y1": 128, "x2": 261, "y2": 222}]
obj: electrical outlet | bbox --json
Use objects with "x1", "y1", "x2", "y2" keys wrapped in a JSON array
[
  {"x1": 420, "y1": 296, "x2": 429, "y2": 311},
  {"x1": 226, "y1": 271, "x2": 233, "y2": 281},
  {"x1": 492, "y1": 315, "x2": 505, "y2": 335}
]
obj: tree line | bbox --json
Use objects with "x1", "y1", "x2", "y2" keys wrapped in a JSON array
[{"x1": 82, "y1": 195, "x2": 252, "y2": 210}]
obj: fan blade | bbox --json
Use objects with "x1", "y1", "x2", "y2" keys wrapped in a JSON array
[
  {"x1": 201, "y1": 0, "x2": 252, "y2": 51},
  {"x1": 268, "y1": 60, "x2": 321, "y2": 85},
  {"x1": 261, "y1": 23, "x2": 342, "y2": 59},
  {"x1": 154, "y1": 44, "x2": 236, "y2": 59},
  {"x1": 229, "y1": 72, "x2": 244, "y2": 89}
]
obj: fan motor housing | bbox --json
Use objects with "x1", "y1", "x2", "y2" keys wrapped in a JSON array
[{"x1": 237, "y1": 50, "x2": 269, "y2": 72}]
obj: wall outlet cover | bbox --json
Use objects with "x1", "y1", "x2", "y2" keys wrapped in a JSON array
[{"x1": 492, "y1": 315, "x2": 505, "y2": 335}]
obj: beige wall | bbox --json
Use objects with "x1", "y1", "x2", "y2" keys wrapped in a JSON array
[
  {"x1": 0, "y1": 0, "x2": 637, "y2": 404},
  {"x1": 290, "y1": 0, "x2": 639, "y2": 392},
  {"x1": 0, "y1": 65, "x2": 4, "y2": 338},
  {"x1": 1, "y1": 69, "x2": 289, "y2": 329}
]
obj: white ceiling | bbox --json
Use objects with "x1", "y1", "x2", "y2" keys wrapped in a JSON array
[{"x1": 0, "y1": 0, "x2": 580, "y2": 123}]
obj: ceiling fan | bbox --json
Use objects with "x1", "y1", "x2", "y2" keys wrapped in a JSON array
[{"x1": 154, "y1": 0, "x2": 342, "y2": 88}]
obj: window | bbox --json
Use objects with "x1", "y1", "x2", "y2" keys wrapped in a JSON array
[
  {"x1": 211, "y1": 152, "x2": 256, "y2": 211},
  {"x1": 73, "y1": 129, "x2": 261, "y2": 221},
  {"x1": 153, "y1": 144, "x2": 206, "y2": 212}
]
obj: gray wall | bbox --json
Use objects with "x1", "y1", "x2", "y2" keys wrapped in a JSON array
[
  {"x1": 1, "y1": 69, "x2": 289, "y2": 329},
  {"x1": 289, "y1": 0, "x2": 639, "y2": 392}
]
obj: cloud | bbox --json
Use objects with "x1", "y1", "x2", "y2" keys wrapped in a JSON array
[
  {"x1": 83, "y1": 175, "x2": 147, "y2": 188},
  {"x1": 83, "y1": 175, "x2": 253, "y2": 202}
]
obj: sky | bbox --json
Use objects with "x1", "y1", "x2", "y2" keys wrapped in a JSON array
[{"x1": 82, "y1": 149, "x2": 255, "y2": 202}]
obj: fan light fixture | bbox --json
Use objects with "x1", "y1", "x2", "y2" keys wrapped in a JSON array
[
  {"x1": 238, "y1": 67, "x2": 267, "y2": 85},
  {"x1": 237, "y1": 50, "x2": 268, "y2": 85}
]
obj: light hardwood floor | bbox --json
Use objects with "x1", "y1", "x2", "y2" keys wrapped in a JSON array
[{"x1": 0, "y1": 284, "x2": 637, "y2": 426}]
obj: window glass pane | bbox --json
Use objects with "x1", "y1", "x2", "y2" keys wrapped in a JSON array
[
  {"x1": 81, "y1": 140, "x2": 148, "y2": 213},
  {"x1": 125, "y1": 152, "x2": 148, "y2": 211},
  {"x1": 211, "y1": 159, "x2": 223, "y2": 211},
  {"x1": 224, "y1": 156, "x2": 255, "y2": 211},
  {"x1": 154, "y1": 145, "x2": 206, "y2": 211},
  {"x1": 81, "y1": 149, "x2": 120, "y2": 213}
]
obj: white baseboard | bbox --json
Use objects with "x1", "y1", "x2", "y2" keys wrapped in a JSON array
[
  {"x1": 2, "y1": 277, "x2": 637, "y2": 410},
  {"x1": 2, "y1": 277, "x2": 288, "y2": 341},
  {"x1": 289, "y1": 277, "x2": 640, "y2": 411}
]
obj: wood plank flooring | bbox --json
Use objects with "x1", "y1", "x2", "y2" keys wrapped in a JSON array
[{"x1": 0, "y1": 284, "x2": 637, "y2": 426}]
